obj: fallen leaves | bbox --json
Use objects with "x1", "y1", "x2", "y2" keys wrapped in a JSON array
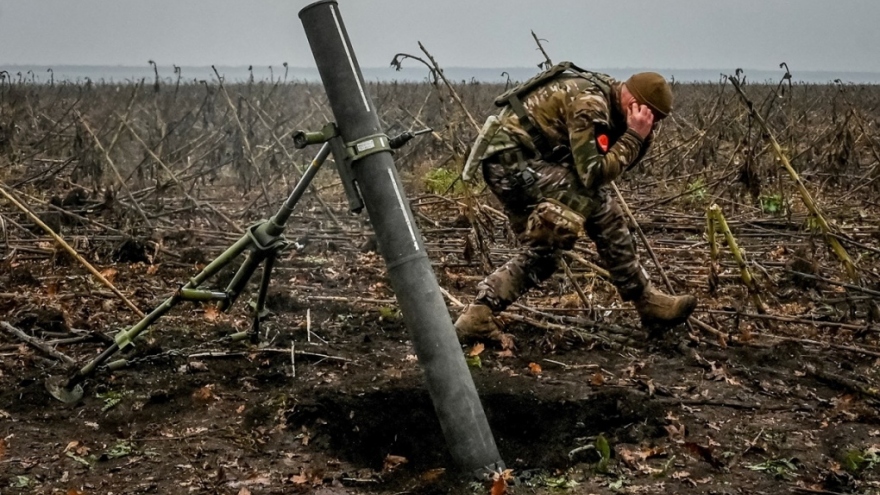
[
  {"x1": 491, "y1": 475, "x2": 507, "y2": 495},
  {"x1": 528, "y1": 362, "x2": 542, "y2": 375},
  {"x1": 64, "y1": 440, "x2": 94, "y2": 467},
  {"x1": 618, "y1": 445, "x2": 667, "y2": 472},
  {"x1": 99, "y1": 267, "x2": 118, "y2": 283},
  {"x1": 684, "y1": 441, "x2": 726, "y2": 470},
  {"x1": 420, "y1": 467, "x2": 446, "y2": 482},
  {"x1": 288, "y1": 469, "x2": 322, "y2": 486},
  {"x1": 192, "y1": 384, "x2": 217, "y2": 402},
  {"x1": 491, "y1": 469, "x2": 514, "y2": 495},
  {"x1": 706, "y1": 361, "x2": 741, "y2": 386},
  {"x1": 203, "y1": 305, "x2": 221, "y2": 322},
  {"x1": 289, "y1": 473, "x2": 308, "y2": 484},
  {"x1": 382, "y1": 454, "x2": 408, "y2": 473},
  {"x1": 665, "y1": 423, "x2": 686, "y2": 442}
]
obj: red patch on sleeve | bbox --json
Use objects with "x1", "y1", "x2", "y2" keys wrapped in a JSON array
[{"x1": 597, "y1": 134, "x2": 610, "y2": 153}]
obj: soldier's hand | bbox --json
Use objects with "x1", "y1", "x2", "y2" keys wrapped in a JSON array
[{"x1": 627, "y1": 103, "x2": 655, "y2": 140}]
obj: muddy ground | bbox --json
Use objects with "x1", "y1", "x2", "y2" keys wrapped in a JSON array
[{"x1": 2, "y1": 183, "x2": 880, "y2": 495}]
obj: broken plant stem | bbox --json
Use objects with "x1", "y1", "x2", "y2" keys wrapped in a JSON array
[
  {"x1": 611, "y1": 182, "x2": 675, "y2": 293},
  {"x1": 0, "y1": 184, "x2": 145, "y2": 318},
  {"x1": 530, "y1": 30, "x2": 553, "y2": 69},
  {"x1": 0, "y1": 321, "x2": 76, "y2": 366},
  {"x1": 565, "y1": 251, "x2": 611, "y2": 279},
  {"x1": 121, "y1": 119, "x2": 242, "y2": 233},
  {"x1": 610, "y1": 182, "x2": 709, "y2": 338},
  {"x1": 707, "y1": 204, "x2": 767, "y2": 313},
  {"x1": 412, "y1": 41, "x2": 493, "y2": 273},
  {"x1": 213, "y1": 67, "x2": 272, "y2": 209},
  {"x1": 561, "y1": 258, "x2": 592, "y2": 311},
  {"x1": 728, "y1": 74, "x2": 858, "y2": 280},
  {"x1": 77, "y1": 114, "x2": 153, "y2": 227},
  {"x1": 417, "y1": 41, "x2": 481, "y2": 133}
]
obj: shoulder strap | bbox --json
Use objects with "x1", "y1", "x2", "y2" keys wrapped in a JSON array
[
  {"x1": 493, "y1": 62, "x2": 575, "y2": 107},
  {"x1": 493, "y1": 62, "x2": 614, "y2": 158}
]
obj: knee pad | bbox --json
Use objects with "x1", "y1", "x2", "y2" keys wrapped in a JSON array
[{"x1": 523, "y1": 198, "x2": 585, "y2": 250}]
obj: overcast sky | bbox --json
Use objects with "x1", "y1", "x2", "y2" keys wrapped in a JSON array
[{"x1": 1, "y1": 0, "x2": 878, "y2": 73}]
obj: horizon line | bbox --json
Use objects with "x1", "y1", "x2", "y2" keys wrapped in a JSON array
[{"x1": 2, "y1": 63, "x2": 880, "y2": 75}]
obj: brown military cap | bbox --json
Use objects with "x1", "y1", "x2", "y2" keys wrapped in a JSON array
[{"x1": 625, "y1": 72, "x2": 673, "y2": 118}]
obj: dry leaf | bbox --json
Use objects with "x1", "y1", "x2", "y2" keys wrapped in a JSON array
[
  {"x1": 237, "y1": 488, "x2": 251, "y2": 495},
  {"x1": 468, "y1": 343, "x2": 485, "y2": 357},
  {"x1": 203, "y1": 305, "x2": 220, "y2": 322},
  {"x1": 383, "y1": 454, "x2": 409, "y2": 473},
  {"x1": 290, "y1": 473, "x2": 308, "y2": 484},
  {"x1": 683, "y1": 441, "x2": 725, "y2": 469},
  {"x1": 491, "y1": 474, "x2": 507, "y2": 495},
  {"x1": 495, "y1": 349, "x2": 515, "y2": 358},
  {"x1": 528, "y1": 362, "x2": 542, "y2": 375},
  {"x1": 146, "y1": 264, "x2": 160, "y2": 275},
  {"x1": 665, "y1": 423, "x2": 686, "y2": 441},
  {"x1": 192, "y1": 385, "x2": 216, "y2": 402},
  {"x1": 618, "y1": 445, "x2": 666, "y2": 472},
  {"x1": 499, "y1": 333, "x2": 516, "y2": 350},
  {"x1": 0, "y1": 438, "x2": 6, "y2": 460},
  {"x1": 420, "y1": 468, "x2": 446, "y2": 482},
  {"x1": 100, "y1": 267, "x2": 118, "y2": 282},
  {"x1": 618, "y1": 448, "x2": 640, "y2": 470},
  {"x1": 590, "y1": 372, "x2": 605, "y2": 386}
]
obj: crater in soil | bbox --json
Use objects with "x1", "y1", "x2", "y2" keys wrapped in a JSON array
[{"x1": 288, "y1": 383, "x2": 664, "y2": 471}]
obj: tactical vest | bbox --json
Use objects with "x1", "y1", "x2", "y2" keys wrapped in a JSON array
[{"x1": 494, "y1": 61, "x2": 615, "y2": 159}]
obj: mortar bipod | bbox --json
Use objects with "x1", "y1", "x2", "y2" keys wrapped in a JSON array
[{"x1": 45, "y1": 127, "x2": 430, "y2": 404}]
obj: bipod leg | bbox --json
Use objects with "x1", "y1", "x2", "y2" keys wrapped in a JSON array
[
  {"x1": 220, "y1": 247, "x2": 267, "y2": 312},
  {"x1": 47, "y1": 145, "x2": 332, "y2": 403},
  {"x1": 249, "y1": 249, "x2": 279, "y2": 344},
  {"x1": 46, "y1": 235, "x2": 254, "y2": 403}
]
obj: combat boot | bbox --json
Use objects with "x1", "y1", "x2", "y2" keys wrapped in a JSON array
[
  {"x1": 454, "y1": 303, "x2": 503, "y2": 342},
  {"x1": 634, "y1": 286, "x2": 697, "y2": 329}
]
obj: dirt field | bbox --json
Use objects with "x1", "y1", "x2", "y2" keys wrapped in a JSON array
[{"x1": 2, "y1": 75, "x2": 880, "y2": 494}]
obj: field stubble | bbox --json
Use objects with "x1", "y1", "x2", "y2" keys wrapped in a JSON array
[{"x1": 1, "y1": 73, "x2": 880, "y2": 494}]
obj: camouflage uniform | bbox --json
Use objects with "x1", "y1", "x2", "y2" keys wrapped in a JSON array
[{"x1": 473, "y1": 73, "x2": 652, "y2": 312}]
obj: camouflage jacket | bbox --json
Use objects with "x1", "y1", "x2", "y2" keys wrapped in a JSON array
[{"x1": 483, "y1": 73, "x2": 651, "y2": 190}]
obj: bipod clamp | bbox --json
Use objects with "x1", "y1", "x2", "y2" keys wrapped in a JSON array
[{"x1": 294, "y1": 124, "x2": 431, "y2": 213}]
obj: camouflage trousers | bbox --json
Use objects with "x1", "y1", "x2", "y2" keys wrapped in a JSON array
[{"x1": 475, "y1": 153, "x2": 649, "y2": 312}]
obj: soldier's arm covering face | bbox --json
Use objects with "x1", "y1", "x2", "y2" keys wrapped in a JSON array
[
  {"x1": 568, "y1": 91, "x2": 644, "y2": 189},
  {"x1": 632, "y1": 127, "x2": 654, "y2": 166}
]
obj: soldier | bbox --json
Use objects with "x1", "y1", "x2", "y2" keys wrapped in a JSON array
[{"x1": 456, "y1": 65, "x2": 697, "y2": 342}]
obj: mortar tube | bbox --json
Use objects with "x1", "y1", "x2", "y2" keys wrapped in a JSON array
[{"x1": 299, "y1": 0, "x2": 504, "y2": 477}]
